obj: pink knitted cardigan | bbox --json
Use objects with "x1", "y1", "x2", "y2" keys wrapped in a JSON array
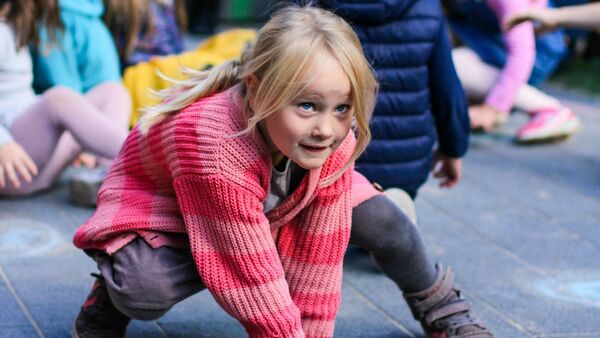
[{"x1": 73, "y1": 86, "x2": 356, "y2": 338}]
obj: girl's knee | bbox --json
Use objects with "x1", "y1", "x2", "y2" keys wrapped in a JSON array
[
  {"x1": 44, "y1": 86, "x2": 78, "y2": 100},
  {"x1": 111, "y1": 299, "x2": 171, "y2": 321},
  {"x1": 93, "y1": 82, "x2": 131, "y2": 103},
  {"x1": 42, "y1": 86, "x2": 80, "y2": 122},
  {"x1": 353, "y1": 195, "x2": 419, "y2": 253}
]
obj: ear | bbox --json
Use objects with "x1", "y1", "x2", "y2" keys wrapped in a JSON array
[{"x1": 245, "y1": 74, "x2": 259, "y2": 110}]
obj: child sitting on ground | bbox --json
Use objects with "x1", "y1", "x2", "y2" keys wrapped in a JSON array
[
  {"x1": 0, "y1": 0, "x2": 129, "y2": 197},
  {"x1": 445, "y1": 0, "x2": 580, "y2": 143}
]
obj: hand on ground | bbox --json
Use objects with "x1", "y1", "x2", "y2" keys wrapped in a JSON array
[
  {"x1": 73, "y1": 152, "x2": 97, "y2": 168},
  {"x1": 0, "y1": 141, "x2": 38, "y2": 189},
  {"x1": 469, "y1": 104, "x2": 506, "y2": 131},
  {"x1": 431, "y1": 150, "x2": 462, "y2": 189}
]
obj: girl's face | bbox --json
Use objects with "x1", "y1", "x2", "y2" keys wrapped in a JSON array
[{"x1": 260, "y1": 52, "x2": 353, "y2": 170}]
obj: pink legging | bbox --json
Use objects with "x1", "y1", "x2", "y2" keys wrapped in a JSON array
[{"x1": 0, "y1": 82, "x2": 130, "y2": 196}]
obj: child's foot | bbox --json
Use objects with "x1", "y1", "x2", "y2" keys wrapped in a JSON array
[
  {"x1": 72, "y1": 275, "x2": 130, "y2": 338},
  {"x1": 516, "y1": 107, "x2": 580, "y2": 144},
  {"x1": 404, "y1": 264, "x2": 493, "y2": 338},
  {"x1": 69, "y1": 166, "x2": 108, "y2": 206}
]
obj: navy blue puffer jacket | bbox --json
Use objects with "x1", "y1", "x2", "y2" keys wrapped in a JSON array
[{"x1": 310, "y1": 0, "x2": 470, "y2": 198}]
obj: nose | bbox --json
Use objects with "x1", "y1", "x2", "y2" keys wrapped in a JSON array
[{"x1": 311, "y1": 113, "x2": 334, "y2": 139}]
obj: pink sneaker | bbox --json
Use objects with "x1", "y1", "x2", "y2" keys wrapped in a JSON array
[{"x1": 516, "y1": 107, "x2": 580, "y2": 143}]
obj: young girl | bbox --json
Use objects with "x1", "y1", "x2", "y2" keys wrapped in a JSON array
[
  {"x1": 72, "y1": 6, "x2": 377, "y2": 338},
  {"x1": 73, "y1": 2, "x2": 492, "y2": 336},
  {"x1": 103, "y1": 0, "x2": 187, "y2": 69},
  {"x1": 0, "y1": 0, "x2": 129, "y2": 196},
  {"x1": 445, "y1": 0, "x2": 580, "y2": 143}
]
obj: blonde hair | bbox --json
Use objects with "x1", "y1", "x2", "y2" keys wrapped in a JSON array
[{"x1": 140, "y1": 5, "x2": 378, "y2": 185}]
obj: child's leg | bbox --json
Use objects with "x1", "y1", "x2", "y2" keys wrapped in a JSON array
[
  {"x1": 452, "y1": 47, "x2": 561, "y2": 111},
  {"x1": 1, "y1": 87, "x2": 128, "y2": 196},
  {"x1": 77, "y1": 82, "x2": 131, "y2": 167},
  {"x1": 73, "y1": 237, "x2": 203, "y2": 338},
  {"x1": 94, "y1": 238, "x2": 204, "y2": 320},
  {"x1": 351, "y1": 194, "x2": 491, "y2": 337},
  {"x1": 350, "y1": 195, "x2": 436, "y2": 292},
  {"x1": 83, "y1": 82, "x2": 131, "y2": 132}
]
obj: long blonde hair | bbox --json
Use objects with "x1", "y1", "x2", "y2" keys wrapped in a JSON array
[{"x1": 140, "y1": 5, "x2": 378, "y2": 184}]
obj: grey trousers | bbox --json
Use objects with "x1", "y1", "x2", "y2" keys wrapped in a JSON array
[
  {"x1": 91, "y1": 192, "x2": 435, "y2": 320},
  {"x1": 92, "y1": 237, "x2": 205, "y2": 320}
]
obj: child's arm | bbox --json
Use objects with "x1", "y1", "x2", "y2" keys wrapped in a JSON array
[
  {"x1": 173, "y1": 175, "x2": 305, "y2": 338},
  {"x1": 276, "y1": 134, "x2": 355, "y2": 337},
  {"x1": 277, "y1": 171, "x2": 352, "y2": 338},
  {"x1": 428, "y1": 20, "x2": 468, "y2": 189},
  {"x1": 484, "y1": 0, "x2": 537, "y2": 114},
  {"x1": 429, "y1": 20, "x2": 469, "y2": 160},
  {"x1": 506, "y1": 3, "x2": 600, "y2": 31}
]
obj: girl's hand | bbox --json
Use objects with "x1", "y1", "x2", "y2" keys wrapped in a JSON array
[
  {"x1": 469, "y1": 104, "x2": 507, "y2": 131},
  {"x1": 431, "y1": 150, "x2": 462, "y2": 189},
  {"x1": 0, "y1": 142, "x2": 38, "y2": 189},
  {"x1": 505, "y1": 8, "x2": 558, "y2": 34},
  {"x1": 73, "y1": 152, "x2": 97, "y2": 168}
]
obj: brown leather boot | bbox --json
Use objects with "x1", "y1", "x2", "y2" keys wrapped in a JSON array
[{"x1": 404, "y1": 264, "x2": 493, "y2": 338}]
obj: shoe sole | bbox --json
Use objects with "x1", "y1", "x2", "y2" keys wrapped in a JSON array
[
  {"x1": 516, "y1": 117, "x2": 580, "y2": 144},
  {"x1": 71, "y1": 323, "x2": 80, "y2": 338}
]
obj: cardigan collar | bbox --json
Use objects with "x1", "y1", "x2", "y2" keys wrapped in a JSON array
[{"x1": 265, "y1": 165, "x2": 322, "y2": 231}]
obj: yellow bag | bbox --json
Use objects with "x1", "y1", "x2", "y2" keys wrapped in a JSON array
[{"x1": 123, "y1": 29, "x2": 257, "y2": 126}]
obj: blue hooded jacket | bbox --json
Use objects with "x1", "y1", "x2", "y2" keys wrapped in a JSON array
[{"x1": 306, "y1": 0, "x2": 469, "y2": 197}]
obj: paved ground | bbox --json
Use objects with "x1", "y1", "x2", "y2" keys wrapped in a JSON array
[{"x1": 1, "y1": 85, "x2": 599, "y2": 337}]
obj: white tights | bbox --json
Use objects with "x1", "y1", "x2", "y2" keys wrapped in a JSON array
[
  {"x1": 452, "y1": 47, "x2": 562, "y2": 112},
  {"x1": 0, "y1": 82, "x2": 130, "y2": 196}
]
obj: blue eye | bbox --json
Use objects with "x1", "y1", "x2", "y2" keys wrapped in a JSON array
[
  {"x1": 336, "y1": 104, "x2": 350, "y2": 114},
  {"x1": 299, "y1": 102, "x2": 314, "y2": 111}
]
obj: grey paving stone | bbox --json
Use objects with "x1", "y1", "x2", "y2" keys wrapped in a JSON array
[
  {"x1": 554, "y1": 217, "x2": 600, "y2": 248},
  {"x1": 414, "y1": 198, "x2": 600, "y2": 336},
  {"x1": 420, "y1": 179, "x2": 600, "y2": 271},
  {"x1": 125, "y1": 320, "x2": 169, "y2": 338},
  {"x1": 458, "y1": 147, "x2": 600, "y2": 219},
  {"x1": 334, "y1": 285, "x2": 412, "y2": 337},
  {"x1": 343, "y1": 247, "x2": 422, "y2": 337},
  {"x1": 158, "y1": 283, "x2": 408, "y2": 337},
  {"x1": 0, "y1": 254, "x2": 96, "y2": 337},
  {"x1": 0, "y1": 278, "x2": 38, "y2": 335},
  {"x1": 158, "y1": 291, "x2": 247, "y2": 337},
  {"x1": 0, "y1": 325, "x2": 39, "y2": 338}
]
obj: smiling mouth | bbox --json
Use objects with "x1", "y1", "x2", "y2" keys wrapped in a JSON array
[{"x1": 300, "y1": 144, "x2": 330, "y2": 153}]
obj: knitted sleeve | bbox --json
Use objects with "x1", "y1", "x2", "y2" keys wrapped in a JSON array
[
  {"x1": 275, "y1": 133, "x2": 355, "y2": 338},
  {"x1": 173, "y1": 174, "x2": 305, "y2": 338},
  {"x1": 276, "y1": 165, "x2": 353, "y2": 338},
  {"x1": 484, "y1": 0, "x2": 536, "y2": 112}
]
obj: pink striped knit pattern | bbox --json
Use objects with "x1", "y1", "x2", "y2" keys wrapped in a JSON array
[{"x1": 73, "y1": 86, "x2": 356, "y2": 338}]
